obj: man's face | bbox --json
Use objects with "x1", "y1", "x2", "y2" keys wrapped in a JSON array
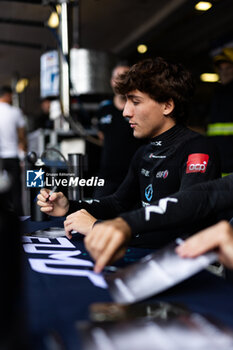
[
  {"x1": 2, "y1": 92, "x2": 12, "y2": 104},
  {"x1": 123, "y1": 90, "x2": 175, "y2": 139},
  {"x1": 41, "y1": 99, "x2": 50, "y2": 113},
  {"x1": 217, "y1": 61, "x2": 233, "y2": 85},
  {"x1": 111, "y1": 66, "x2": 129, "y2": 91}
]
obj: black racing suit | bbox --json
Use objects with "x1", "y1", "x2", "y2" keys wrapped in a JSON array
[
  {"x1": 68, "y1": 124, "x2": 221, "y2": 247},
  {"x1": 120, "y1": 173, "x2": 233, "y2": 246}
]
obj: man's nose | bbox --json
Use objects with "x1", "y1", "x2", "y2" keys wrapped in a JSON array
[{"x1": 123, "y1": 101, "x2": 133, "y2": 118}]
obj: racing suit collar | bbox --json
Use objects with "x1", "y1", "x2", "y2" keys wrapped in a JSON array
[{"x1": 150, "y1": 124, "x2": 185, "y2": 147}]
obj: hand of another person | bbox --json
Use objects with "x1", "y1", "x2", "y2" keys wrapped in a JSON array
[
  {"x1": 176, "y1": 221, "x2": 233, "y2": 269},
  {"x1": 84, "y1": 217, "x2": 132, "y2": 273},
  {"x1": 64, "y1": 209, "x2": 97, "y2": 239},
  {"x1": 37, "y1": 188, "x2": 69, "y2": 217}
]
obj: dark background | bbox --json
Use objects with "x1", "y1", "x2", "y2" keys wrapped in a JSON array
[{"x1": 0, "y1": 0, "x2": 232, "y2": 130}]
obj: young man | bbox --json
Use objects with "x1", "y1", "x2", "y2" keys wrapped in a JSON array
[{"x1": 38, "y1": 57, "x2": 220, "y2": 251}]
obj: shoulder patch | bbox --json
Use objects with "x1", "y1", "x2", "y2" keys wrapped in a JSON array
[{"x1": 186, "y1": 153, "x2": 209, "y2": 173}]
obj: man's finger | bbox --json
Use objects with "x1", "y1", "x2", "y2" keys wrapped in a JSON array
[
  {"x1": 176, "y1": 223, "x2": 227, "y2": 257},
  {"x1": 49, "y1": 192, "x2": 60, "y2": 202},
  {"x1": 64, "y1": 219, "x2": 72, "y2": 227},
  {"x1": 37, "y1": 194, "x2": 47, "y2": 202},
  {"x1": 37, "y1": 200, "x2": 53, "y2": 208},
  {"x1": 40, "y1": 206, "x2": 53, "y2": 212},
  {"x1": 65, "y1": 227, "x2": 73, "y2": 239},
  {"x1": 92, "y1": 231, "x2": 113, "y2": 253},
  {"x1": 64, "y1": 222, "x2": 73, "y2": 233},
  {"x1": 40, "y1": 189, "x2": 49, "y2": 197},
  {"x1": 85, "y1": 228, "x2": 102, "y2": 247},
  {"x1": 94, "y1": 234, "x2": 124, "y2": 273}
]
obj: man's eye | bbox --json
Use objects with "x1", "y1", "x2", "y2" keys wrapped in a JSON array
[{"x1": 132, "y1": 101, "x2": 139, "y2": 105}]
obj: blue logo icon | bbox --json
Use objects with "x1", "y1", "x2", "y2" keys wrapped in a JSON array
[
  {"x1": 26, "y1": 168, "x2": 45, "y2": 188},
  {"x1": 145, "y1": 184, "x2": 153, "y2": 202}
]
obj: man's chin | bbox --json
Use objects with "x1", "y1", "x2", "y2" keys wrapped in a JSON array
[
  {"x1": 132, "y1": 129, "x2": 138, "y2": 137},
  {"x1": 133, "y1": 130, "x2": 145, "y2": 139}
]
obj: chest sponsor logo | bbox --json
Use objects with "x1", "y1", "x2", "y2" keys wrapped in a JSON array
[
  {"x1": 156, "y1": 170, "x2": 169, "y2": 179},
  {"x1": 151, "y1": 141, "x2": 162, "y2": 146},
  {"x1": 141, "y1": 168, "x2": 150, "y2": 177},
  {"x1": 149, "y1": 153, "x2": 166, "y2": 159},
  {"x1": 186, "y1": 153, "x2": 209, "y2": 174},
  {"x1": 145, "y1": 184, "x2": 153, "y2": 202}
]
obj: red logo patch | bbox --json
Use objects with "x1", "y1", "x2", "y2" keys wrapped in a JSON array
[{"x1": 186, "y1": 153, "x2": 209, "y2": 174}]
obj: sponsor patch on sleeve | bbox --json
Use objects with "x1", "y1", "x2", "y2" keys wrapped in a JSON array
[{"x1": 186, "y1": 153, "x2": 209, "y2": 174}]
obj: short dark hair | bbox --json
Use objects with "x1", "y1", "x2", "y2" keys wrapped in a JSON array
[
  {"x1": 115, "y1": 57, "x2": 195, "y2": 124},
  {"x1": 0, "y1": 85, "x2": 13, "y2": 97}
]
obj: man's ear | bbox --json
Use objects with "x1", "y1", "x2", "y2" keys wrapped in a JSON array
[{"x1": 163, "y1": 99, "x2": 175, "y2": 116}]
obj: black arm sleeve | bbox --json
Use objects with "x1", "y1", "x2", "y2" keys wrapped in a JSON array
[
  {"x1": 67, "y1": 147, "x2": 144, "y2": 219},
  {"x1": 120, "y1": 174, "x2": 233, "y2": 235}
]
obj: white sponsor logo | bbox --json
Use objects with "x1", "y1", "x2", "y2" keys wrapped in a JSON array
[
  {"x1": 145, "y1": 197, "x2": 178, "y2": 220},
  {"x1": 188, "y1": 161, "x2": 207, "y2": 172},
  {"x1": 141, "y1": 168, "x2": 150, "y2": 177},
  {"x1": 149, "y1": 153, "x2": 166, "y2": 159},
  {"x1": 156, "y1": 170, "x2": 169, "y2": 179},
  {"x1": 151, "y1": 141, "x2": 162, "y2": 146},
  {"x1": 82, "y1": 199, "x2": 100, "y2": 204}
]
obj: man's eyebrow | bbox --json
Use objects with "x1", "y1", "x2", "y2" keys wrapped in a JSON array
[{"x1": 127, "y1": 94, "x2": 143, "y2": 100}]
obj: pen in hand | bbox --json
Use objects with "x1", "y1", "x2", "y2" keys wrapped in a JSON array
[{"x1": 46, "y1": 186, "x2": 57, "y2": 202}]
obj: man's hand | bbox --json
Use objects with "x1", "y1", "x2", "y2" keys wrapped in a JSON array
[
  {"x1": 176, "y1": 221, "x2": 233, "y2": 269},
  {"x1": 64, "y1": 209, "x2": 97, "y2": 239},
  {"x1": 84, "y1": 217, "x2": 132, "y2": 273},
  {"x1": 37, "y1": 188, "x2": 69, "y2": 217}
]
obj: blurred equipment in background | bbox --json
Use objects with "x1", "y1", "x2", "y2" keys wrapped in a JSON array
[
  {"x1": 25, "y1": 148, "x2": 85, "y2": 215},
  {"x1": 39, "y1": 48, "x2": 115, "y2": 130},
  {"x1": 207, "y1": 46, "x2": 233, "y2": 175},
  {"x1": 70, "y1": 48, "x2": 114, "y2": 96},
  {"x1": 67, "y1": 153, "x2": 84, "y2": 201},
  {"x1": 29, "y1": 0, "x2": 140, "y2": 202},
  {"x1": 28, "y1": 0, "x2": 118, "y2": 200}
]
